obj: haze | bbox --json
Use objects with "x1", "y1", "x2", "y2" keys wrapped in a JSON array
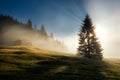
[
  {"x1": 0, "y1": 0, "x2": 120, "y2": 58},
  {"x1": 86, "y1": 0, "x2": 120, "y2": 58}
]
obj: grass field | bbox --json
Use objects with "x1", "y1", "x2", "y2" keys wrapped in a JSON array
[{"x1": 0, "y1": 46, "x2": 120, "y2": 80}]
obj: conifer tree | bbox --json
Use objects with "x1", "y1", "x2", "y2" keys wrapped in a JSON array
[
  {"x1": 27, "y1": 19, "x2": 32, "y2": 29},
  {"x1": 40, "y1": 24, "x2": 48, "y2": 36},
  {"x1": 50, "y1": 32, "x2": 54, "y2": 38},
  {"x1": 34, "y1": 24, "x2": 37, "y2": 30},
  {"x1": 78, "y1": 15, "x2": 103, "y2": 60}
]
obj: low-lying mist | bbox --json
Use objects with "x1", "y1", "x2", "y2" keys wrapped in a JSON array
[
  {"x1": 1, "y1": 25, "x2": 68, "y2": 53},
  {"x1": 56, "y1": 33, "x2": 79, "y2": 54}
]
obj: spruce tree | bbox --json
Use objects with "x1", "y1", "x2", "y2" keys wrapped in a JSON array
[
  {"x1": 27, "y1": 19, "x2": 32, "y2": 29},
  {"x1": 40, "y1": 24, "x2": 48, "y2": 36},
  {"x1": 78, "y1": 15, "x2": 103, "y2": 60}
]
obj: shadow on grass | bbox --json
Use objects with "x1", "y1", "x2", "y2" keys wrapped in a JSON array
[{"x1": 0, "y1": 56, "x2": 119, "y2": 80}]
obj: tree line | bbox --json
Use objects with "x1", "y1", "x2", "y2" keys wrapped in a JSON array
[
  {"x1": 0, "y1": 14, "x2": 67, "y2": 52},
  {"x1": 0, "y1": 14, "x2": 103, "y2": 60}
]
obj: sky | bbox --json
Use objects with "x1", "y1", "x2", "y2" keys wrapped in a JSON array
[
  {"x1": 0, "y1": 0, "x2": 120, "y2": 58},
  {"x1": 0, "y1": 0, "x2": 86, "y2": 53},
  {"x1": 0, "y1": 0, "x2": 86, "y2": 36},
  {"x1": 86, "y1": 0, "x2": 120, "y2": 58}
]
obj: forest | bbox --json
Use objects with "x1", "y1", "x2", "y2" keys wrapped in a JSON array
[{"x1": 0, "y1": 14, "x2": 67, "y2": 52}]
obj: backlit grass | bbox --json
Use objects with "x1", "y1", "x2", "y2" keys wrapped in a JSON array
[{"x1": 0, "y1": 46, "x2": 120, "y2": 80}]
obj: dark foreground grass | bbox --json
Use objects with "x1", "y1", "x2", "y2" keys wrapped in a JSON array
[{"x1": 0, "y1": 47, "x2": 120, "y2": 80}]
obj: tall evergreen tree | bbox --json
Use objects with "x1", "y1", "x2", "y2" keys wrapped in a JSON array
[
  {"x1": 34, "y1": 24, "x2": 37, "y2": 29},
  {"x1": 40, "y1": 24, "x2": 48, "y2": 36},
  {"x1": 78, "y1": 15, "x2": 103, "y2": 60},
  {"x1": 27, "y1": 19, "x2": 32, "y2": 29},
  {"x1": 50, "y1": 32, "x2": 54, "y2": 38}
]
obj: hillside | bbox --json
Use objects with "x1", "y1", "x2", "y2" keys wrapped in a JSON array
[
  {"x1": 0, "y1": 46, "x2": 120, "y2": 80},
  {"x1": 0, "y1": 15, "x2": 68, "y2": 53}
]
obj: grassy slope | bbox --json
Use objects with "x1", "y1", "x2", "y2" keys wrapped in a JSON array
[{"x1": 0, "y1": 46, "x2": 120, "y2": 80}]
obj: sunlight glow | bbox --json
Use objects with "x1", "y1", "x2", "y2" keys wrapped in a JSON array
[
  {"x1": 95, "y1": 24, "x2": 106, "y2": 45},
  {"x1": 56, "y1": 34, "x2": 79, "y2": 54},
  {"x1": 86, "y1": 0, "x2": 120, "y2": 58}
]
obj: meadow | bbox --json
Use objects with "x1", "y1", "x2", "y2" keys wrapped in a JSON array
[{"x1": 0, "y1": 46, "x2": 120, "y2": 80}]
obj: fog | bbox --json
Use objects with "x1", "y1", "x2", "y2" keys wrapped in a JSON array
[
  {"x1": 57, "y1": 0, "x2": 120, "y2": 58},
  {"x1": 85, "y1": 0, "x2": 120, "y2": 58},
  {"x1": 1, "y1": 25, "x2": 68, "y2": 53},
  {"x1": 2, "y1": 0, "x2": 120, "y2": 58},
  {"x1": 56, "y1": 33, "x2": 79, "y2": 54}
]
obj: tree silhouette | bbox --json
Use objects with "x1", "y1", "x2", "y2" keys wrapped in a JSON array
[
  {"x1": 78, "y1": 15, "x2": 103, "y2": 60},
  {"x1": 0, "y1": 14, "x2": 68, "y2": 52},
  {"x1": 27, "y1": 19, "x2": 32, "y2": 29},
  {"x1": 40, "y1": 24, "x2": 48, "y2": 36},
  {"x1": 34, "y1": 24, "x2": 37, "y2": 30},
  {"x1": 50, "y1": 32, "x2": 54, "y2": 38}
]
